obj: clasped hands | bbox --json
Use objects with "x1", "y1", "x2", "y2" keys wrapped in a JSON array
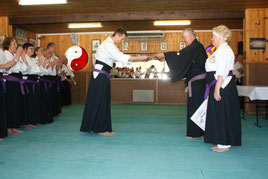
[{"x1": 140, "y1": 53, "x2": 166, "y2": 62}]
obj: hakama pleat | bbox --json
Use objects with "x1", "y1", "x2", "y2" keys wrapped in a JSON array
[
  {"x1": 186, "y1": 79, "x2": 206, "y2": 137},
  {"x1": 80, "y1": 61, "x2": 112, "y2": 133},
  {"x1": 204, "y1": 72, "x2": 241, "y2": 146}
]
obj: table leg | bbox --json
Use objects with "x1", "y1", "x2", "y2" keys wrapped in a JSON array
[
  {"x1": 265, "y1": 100, "x2": 268, "y2": 120},
  {"x1": 255, "y1": 100, "x2": 261, "y2": 128},
  {"x1": 241, "y1": 97, "x2": 246, "y2": 120},
  {"x1": 263, "y1": 100, "x2": 268, "y2": 120}
]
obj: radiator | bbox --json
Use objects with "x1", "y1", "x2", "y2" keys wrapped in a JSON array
[{"x1": 133, "y1": 90, "x2": 154, "y2": 102}]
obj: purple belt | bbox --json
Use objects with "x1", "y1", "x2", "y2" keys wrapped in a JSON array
[
  {"x1": 39, "y1": 78, "x2": 49, "y2": 92},
  {"x1": 24, "y1": 79, "x2": 39, "y2": 95},
  {"x1": 93, "y1": 69, "x2": 111, "y2": 79},
  {"x1": 204, "y1": 72, "x2": 233, "y2": 99},
  {"x1": 188, "y1": 73, "x2": 206, "y2": 97},
  {"x1": 0, "y1": 77, "x2": 6, "y2": 93},
  {"x1": 50, "y1": 78, "x2": 60, "y2": 92},
  {"x1": 3, "y1": 75, "x2": 27, "y2": 95}
]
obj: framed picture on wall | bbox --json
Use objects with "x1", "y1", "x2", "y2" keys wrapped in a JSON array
[
  {"x1": 91, "y1": 39, "x2": 100, "y2": 51},
  {"x1": 122, "y1": 42, "x2": 128, "y2": 51},
  {"x1": 141, "y1": 42, "x2": 147, "y2": 51},
  {"x1": 160, "y1": 42, "x2": 167, "y2": 51},
  {"x1": 29, "y1": 39, "x2": 37, "y2": 47},
  {"x1": 15, "y1": 27, "x2": 28, "y2": 46},
  {"x1": 91, "y1": 52, "x2": 96, "y2": 67},
  {"x1": 250, "y1": 38, "x2": 266, "y2": 50}
]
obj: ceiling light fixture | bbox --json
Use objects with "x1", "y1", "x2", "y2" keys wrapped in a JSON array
[
  {"x1": 68, "y1": 23, "x2": 102, "y2": 29},
  {"x1": 154, "y1": 20, "x2": 191, "y2": 26},
  {"x1": 19, "y1": 0, "x2": 67, "y2": 5}
]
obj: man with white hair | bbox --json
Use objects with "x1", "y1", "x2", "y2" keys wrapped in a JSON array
[{"x1": 156, "y1": 28, "x2": 207, "y2": 139}]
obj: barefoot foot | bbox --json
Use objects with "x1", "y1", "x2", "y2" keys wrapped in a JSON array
[
  {"x1": 212, "y1": 147, "x2": 230, "y2": 152},
  {"x1": 186, "y1": 136, "x2": 203, "y2": 139},
  {"x1": 13, "y1": 129, "x2": 24, "y2": 133},
  {"x1": 98, "y1": 132, "x2": 115, "y2": 136}
]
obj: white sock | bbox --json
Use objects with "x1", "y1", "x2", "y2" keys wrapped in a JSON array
[{"x1": 217, "y1": 144, "x2": 231, "y2": 149}]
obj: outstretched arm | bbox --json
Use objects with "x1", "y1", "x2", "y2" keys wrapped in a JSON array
[
  {"x1": 128, "y1": 55, "x2": 148, "y2": 62},
  {"x1": 155, "y1": 53, "x2": 165, "y2": 61}
]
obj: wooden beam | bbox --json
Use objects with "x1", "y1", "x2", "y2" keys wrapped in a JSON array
[{"x1": 9, "y1": 10, "x2": 244, "y2": 25}]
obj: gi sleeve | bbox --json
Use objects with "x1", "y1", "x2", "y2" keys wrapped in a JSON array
[
  {"x1": 104, "y1": 42, "x2": 130, "y2": 64},
  {"x1": 164, "y1": 50, "x2": 192, "y2": 82}
]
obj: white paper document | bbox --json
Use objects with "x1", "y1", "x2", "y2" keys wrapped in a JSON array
[{"x1": 190, "y1": 98, "x2": 208, "y2": 131}]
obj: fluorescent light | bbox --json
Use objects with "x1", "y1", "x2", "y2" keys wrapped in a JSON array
[
  {"x1": 19, "y1": 0, "x2": 67, "y2": 5},
  {"x1": 68, "y1": 23, "x2": 102, "y2": 29},
  {"x1": 154, "y1": 20, "x2": 191, "y2": 26}
]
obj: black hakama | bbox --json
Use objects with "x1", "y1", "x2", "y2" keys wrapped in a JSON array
[
  {"x1": 5, "y1": 73, "x2": 26, "y2": 128},
  {"x1": 80, "y1": 60, "x2": 112, "y2": 133},
  {"x1": 51, "y1": 76, "x2": 61, "y2": 116},
  {"x1": 65, "y1": 76, "x2": 72, "y2": 106},
  {"x1": 0, "y1": 73, "x2": 7, "y2": 138},
  {"x1": 186, "y1": 79, "x2": 206, "y2": 137},
  {"x1": 60, "y1": 77, "x2": 72, "y2": 107},
  {"x1": 204, "y1": 72, "x2": 241, "y2": 146},
  {"x1": 164, "y1": 39, "x2": 207, "y2": 137},
  {"x1": 39, "y1": 76, "x2": 54, "y2": 124},
  {"x1": 25, "y1": 75, "x2": 42, "y2": 125}
]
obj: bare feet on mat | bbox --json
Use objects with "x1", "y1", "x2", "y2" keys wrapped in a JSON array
[
  {"x1": 186, "y1": 136, "x2": 204, "y2": 139},
  {"x1": 212, "y1": 147, "x2": 230, "y2": 152},
  {"x1": 29, "y1": 125, "x2": 37, "y2": 128},
  {"x1": 13, "y1": 129, "x2": 24, "y2": 133},
  {"x1": 98, "y1": 132, "x2": 115, "y2": 136},
  {"x1": 8, "y1": 129, "x2": 13, "y2": 135},
  {"x1": 8, "y1": 130, "x2": 19, "y2": 135},
  {"x1": 8, "y1": 128, "x2": 21, "y2": 135},
  {"x1": 211, "y1": 146, "x2": 218, "y2": 150},
  {"x1": 24, "y1": 125, "x2": 32, "y2": 129},
  {"x1": 0, "y1": 138, "x2": 4, "y2": 142}
]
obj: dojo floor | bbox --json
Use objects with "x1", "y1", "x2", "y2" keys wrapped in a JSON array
[{"x1": 0, "y1": 104, "x2": 268, "y2": 179}]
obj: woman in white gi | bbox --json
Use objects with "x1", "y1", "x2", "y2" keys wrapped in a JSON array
[
  {"x1": 23, "y1": 43, "x2": 42, "y2": 127},
  {"x1": 47, "y1": 44, "x2": 62, "y2": 117},
  {"x1": 204, "y1": 25, "x2": 241, "y2": 152},
  {"x1": 58, "y1": 58, "x2": 75, "y2": 107},
  {"x1": 0, "y1": 34, "x2": 17, "y2": 141},
  {"x1": 80, "y1": 29, "x2": 148, "y2": 136},
  {"x1": 38, "y1": 48, "x2": 55, "y2": 124},
  {"x1": 2, "y1": 37, "x2": 29, "y2": 135}
]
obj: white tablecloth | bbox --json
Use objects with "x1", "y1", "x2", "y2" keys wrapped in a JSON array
[{"x1": 237, "y1": 86, "x2": 268, "y2": 100}]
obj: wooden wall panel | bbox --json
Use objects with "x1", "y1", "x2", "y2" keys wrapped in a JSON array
[
  {"x1": 111, "y1": 79, "x2": 187, "y2": 104},
  {"x1": 79, "y1": 34, "x2": 107, "y2": 71},
  {"x1": 265, "y1": 10, "x2": 268, "y2": 61},
  {"x1": 71, "y1": 71, "x2": 90, "y2": 103},
  {"x1": 1, "y1": 18, "x2": 36, "y2": 43},
  {"x1": 111, "y1": 79, "x2": 157, "y2": 103},
  {"x1": 28, "y1": 31, "x2": 36, "y2": 41},
  {"x1": 39, "y1": 30, "x2": 243, "y2": 72},
  {"x1": 38, "y1": 30, "x2": 243, "y2": 104},
  {"x1": 196, "y1": 32, "x2": 212, "y2": 49},
  {"x1": 158, "y1": 80, "x2": 187, "y2": 104},
  {"x1": 245, "y1": 9, "x2": 268, "y2": 64},
  {"x1": 40, "y1": 35, "x2": 75, "y2": 57},
  {"x1": 0, "y1": 16, "x2": 8, "y2": 37},
  {"x1": 248, "y1": 64, "x2": 268, "y2": 85}
]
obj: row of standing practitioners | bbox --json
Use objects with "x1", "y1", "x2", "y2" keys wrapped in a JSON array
[
  {"x1": 0, "y1": 37, "x2": 74, "y2": 142},
  {"x1": 80, "y1": 26, "x2": 241, "y2": 152}
]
